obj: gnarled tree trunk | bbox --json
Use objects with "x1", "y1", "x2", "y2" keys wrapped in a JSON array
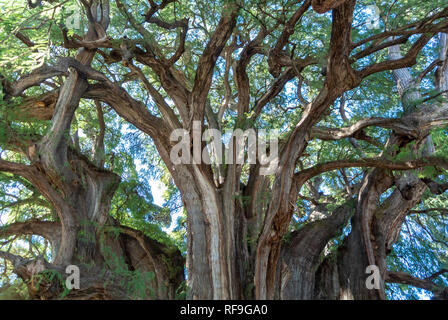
[
  {"x1": 2, "y1": 0, "x2": 448, "y2": 301},
  {"x1": 0, "y1": 1, "x2": 184, "y2": 300}
]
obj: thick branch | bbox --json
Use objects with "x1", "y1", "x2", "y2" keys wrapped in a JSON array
[
  {"x1": 358, "y1": 34, "x2": 434, "y2": 79},
  {"x1": 267, "y1": 0, "x2": 311, "y2": 76},
  {"x1": 386, "y1": 271, "x2": 446, "y2": 294},
  {"x1": 85, "y1": 82, "x2": 167, "y2": 138},
  {"x1": 190, "y1": 2, "x2": 238, "y2": 124},
  {"x1": 0, "y1": 220, "x2": 60, "y2": 242},
  {"x1": 311, "y1": 0, "x2": 348, "y2": 13},
  {"x1": 0, "y1": 251, "x2": 26, "y2": 268},
  {"x1": 294, "y1": 156, "x2": 448, "y2": 187}
]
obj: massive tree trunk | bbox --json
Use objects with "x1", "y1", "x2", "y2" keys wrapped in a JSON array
[
  {"x1": 2, "y1": 0, "x2": 448, "y2": 301},
  {"x1": 0, "y1": 1, "x2": 184, "y2": 300},
  {"x1": 84, "y1": 3, "x2": 448, "y2": 300},
  {"x1": 278, "y1": 33, "x2": 448, "y2": 300}
]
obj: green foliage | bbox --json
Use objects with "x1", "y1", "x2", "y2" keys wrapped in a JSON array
[
  {"x1": 0, "y1": 279, "x2": 29, "y2": 300},
  {"x1": 100, "y1": 244, "x2": 156, "y2": 300},
  {"x1": 33, "y1": 268, "x2": 72, "y2": 299},
  {"x1": 0, "y1": 0, "x2": 447, "y2": 301}
]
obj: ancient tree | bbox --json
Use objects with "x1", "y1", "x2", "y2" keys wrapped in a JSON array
[{"x1": 0, "y1": 0, "x2": 447, "y2": 299}]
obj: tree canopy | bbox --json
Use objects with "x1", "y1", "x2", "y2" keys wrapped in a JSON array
[{"x1": 0, "y1": 0, "x2": 447, "y2": 300}]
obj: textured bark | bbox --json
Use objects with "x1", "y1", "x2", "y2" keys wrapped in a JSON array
[
  {"x1": 310, "y1": 34, "x2": 448, "y2": 301},
  {"x1": 2, "y1": 1, "x2": 448, "y2": 301},
  {"x1": 278, "y1": 200, "x2": 355, "y2": 299},
  {"x1": 0, "y1": 1, "x2": 184, "y2": 300},
  {"x1": 1, "y1": 227, "x2": 184, "y2": 299}
]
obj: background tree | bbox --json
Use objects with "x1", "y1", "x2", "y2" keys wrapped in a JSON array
[{"x1": 0, "y1": 0, "x2": 447, "y2": 300}]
